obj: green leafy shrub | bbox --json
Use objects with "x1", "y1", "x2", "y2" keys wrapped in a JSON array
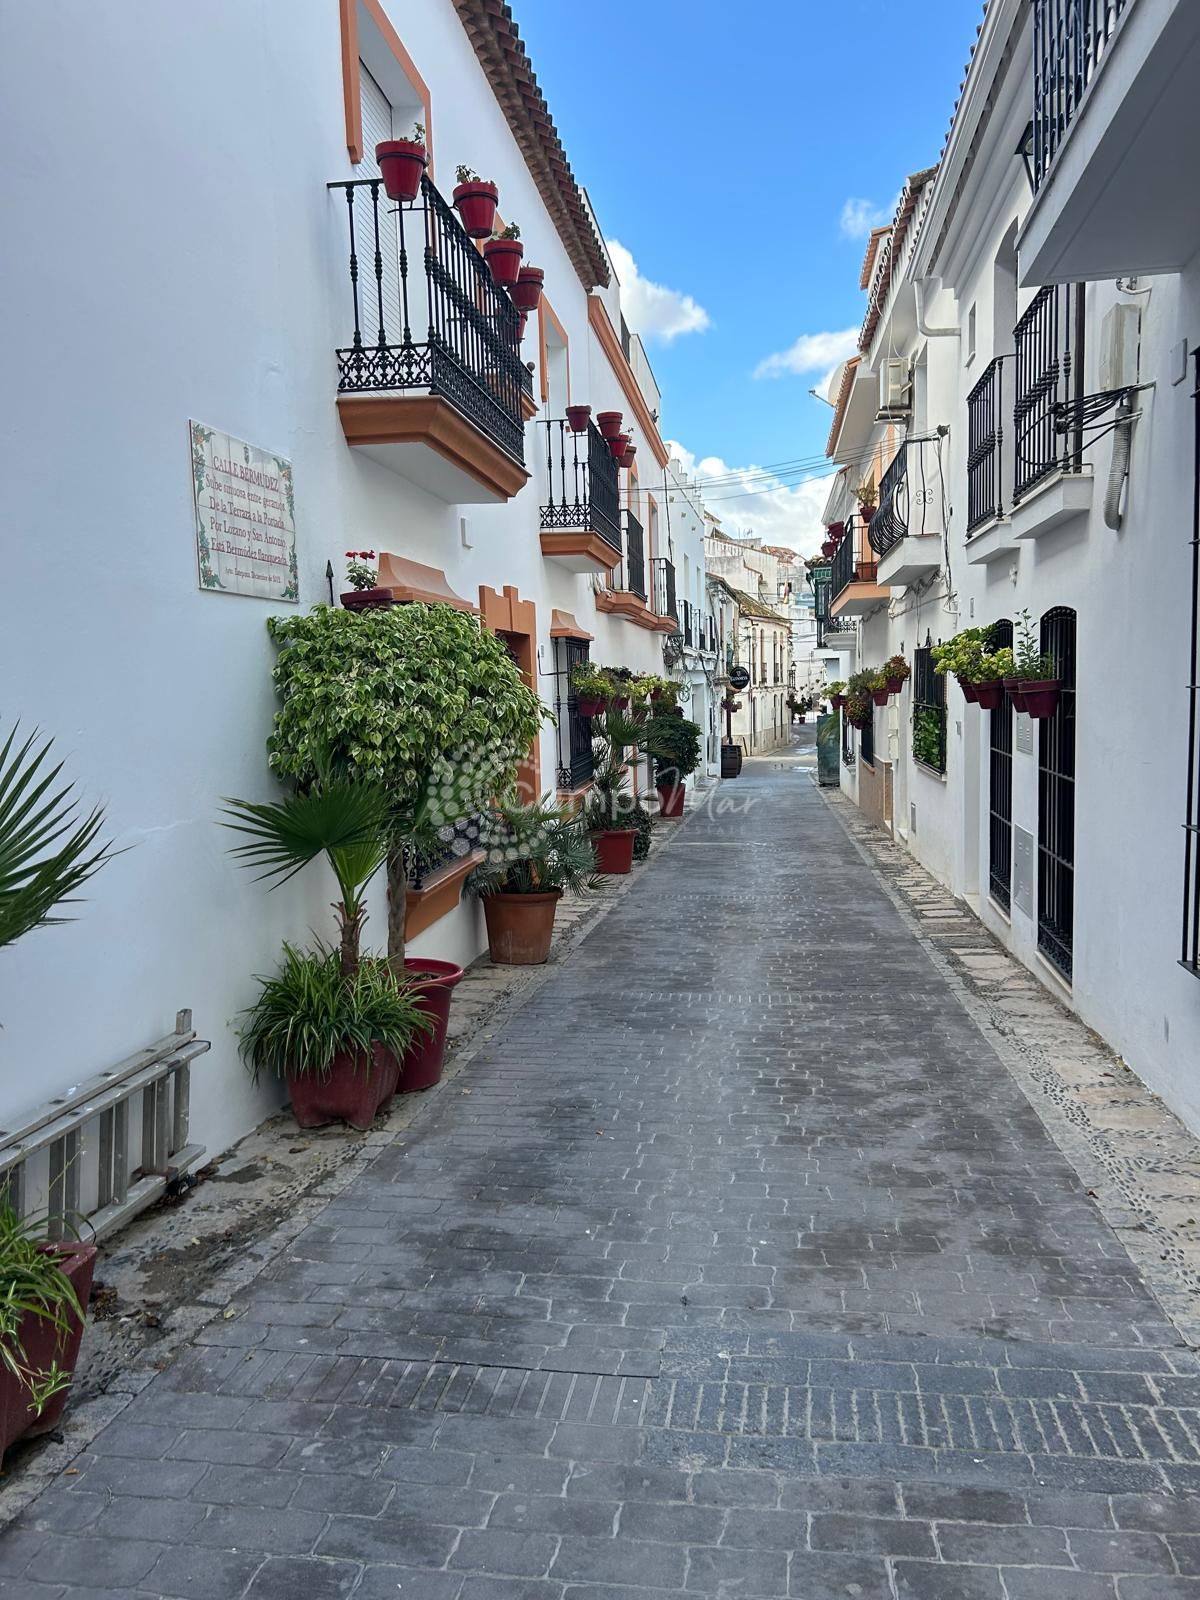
[
  {"x1": 912, "y1": 706, "x2": 945, "y2": 769},
  {"x1": 645, "y1": 715, "x2": 701, "y2": 788},
  {"x1": 630, "y1": 802, "x2": 654, "y2": 861}
]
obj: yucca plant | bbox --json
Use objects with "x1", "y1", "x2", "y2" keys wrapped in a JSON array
[
  {"x1": 237, "y1": 944, "x2": 431, "y2": 1082},
  {"x1": 0, "y1": 1203, "x2": 83, "y2": 1416},
  {"x1": 0, "y1": 723, "x2": 113, "y2": 951},
  {"x1": 222, "y1": 774, "x2": 391, "y2": 976}
]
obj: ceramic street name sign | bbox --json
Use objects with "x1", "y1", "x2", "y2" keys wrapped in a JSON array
[{"x1": 190, "y1": 420, "x2": 298, "y2": 602}]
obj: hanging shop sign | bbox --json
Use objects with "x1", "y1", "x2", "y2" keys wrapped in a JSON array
[
  {"x1": 190, "y1": 420, "x2": 298, "y2": 602},
  {"x1": 728, "y1": 665, "x2": 751, "y2": 690}
]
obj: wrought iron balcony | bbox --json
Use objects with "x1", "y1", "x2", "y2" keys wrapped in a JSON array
[
  {"x1": 538, "y1": 419, "x2": 621, "y2": 570},
  {"x1": 1031, "y1": 0, "x2": 1132, "y2": 192},
  {"x1": 1013, "y1": 284, "x2": 1083, "y2": 504},
  {"x1": 623, "y1": 509, "x2": 647, "y2": 601},
  {"x1": 328, "y1": 175, "x2": 530, "y2": 472},
  {"x1": 868, "y1": 439, "x2": 947, "y2": 559},
  {"x1": 967, "y1": 357, "x2": 1006, "y2": 532},
  {"x1": 652, "y1": 557, "x2": 677, "y2": 623},
  {"x1": 681, "y1": 600, "x2": 695, "y2": 648}
]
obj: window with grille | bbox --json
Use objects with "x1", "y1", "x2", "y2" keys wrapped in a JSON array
[
  {"x1": 989, "y1": 619, "x2": 1014, "y2": 911},
  {"x1": 860, "y1": 706, "x2": 875, "y2": 767},
  {"x1": 912, "y1": 647, "x2": 946, "y2": 774},
  {"x1": 842, "y1": 709, "x2": 855, "y2": 769},
  {"x1": 1184, "y1": 350, "x2": 1200, "y2": 978},
  {"x1": 555, "y1": 637, "x2": 594, "y2": 791},
  {"x1": 1038, "y1": 608, "x2": 1076, "y2": 980}
]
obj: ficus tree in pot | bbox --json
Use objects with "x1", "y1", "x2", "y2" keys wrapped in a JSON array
[
  {"x1": 644, "y1": 713, "x2": 701, "y2": 819},
  {"x1": 467, "y1": 796, "x2": 598, "y2": 965},
  {"x1": 584, "y1": 706, "x2": 643, "y2": 875}
]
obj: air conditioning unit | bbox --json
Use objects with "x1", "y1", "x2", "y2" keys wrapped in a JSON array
[{"x1": 878, "y1": 359, "x2": 912, "y2": 415}]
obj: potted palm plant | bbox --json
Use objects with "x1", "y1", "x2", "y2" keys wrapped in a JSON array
[
  {"x1": 224, "y1": 770, "x2": 431, "y2": 1127},
  {"x1": 483, "y1": 222, "x2": 523, "y2": 287},
  {"x1": 585, "y1": 706, "x2": 641, "y2": 874},
  {"x1": 570, "y1": 661, "x2": 612, "y2": 719},
  {"x1": 646, "y1": 712, "x2": 702, "y2": 819},
  {"x1": 468, "y1": 797, "x2": 598, "y2": 964},
  {"x1": 375, "y1": 123, "x2": 427, "y2": 203},
  {"x1": 452, "y1": 165, "x2": 498, "y2": 238},
  {"x1": 0, "y1": 721, "x2": 111, "y2": 1455}
]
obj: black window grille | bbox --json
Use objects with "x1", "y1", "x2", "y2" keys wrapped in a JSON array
[
  {"x1": 1032, "y1": 0, "x2": 1131, "y2": 191},
  {"x1": 912, "y1": 647, "x2": 947, "y2": 774},
  {"x1": 622, "y1": 510, "x2": 647, "y2": 601},
  {"x1": 556, "y1": 637, "x2": 594, "y2": 791},
  {"x1": 842, "y1": 708, "x2": 855, "y2": 769},
  {"x1": 1038, "y1": 607, "x2": 1076, "y2": 979},
  {"x1": 1014, "y1": 284, "x2": 1084, "y2": 503},
  {"x1": 860, "y1": 706, "x2": 875, "y2": 768},
  {"x1": 1184, "y1": 350, "x2": 1200, "y2": 978},
  {"x1": 989, "y1": 619, "x2": 1015, "y2": 911},
  {"x1": 967, "y1": 358, "x2": 1006, "y2": 531}
]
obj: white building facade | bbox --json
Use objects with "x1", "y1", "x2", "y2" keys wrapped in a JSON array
[
  {"x1": 0, "y1": 0, "x2": 704, "y2": 1160},
  {"x1": 822, "y1": 0, "x2": 1200, "y2": 1136},
  {"x1": 705, "y1": 533, "x2": 793, "y2": 754}
]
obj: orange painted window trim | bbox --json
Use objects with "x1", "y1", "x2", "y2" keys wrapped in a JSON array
[
  {"x1": 538, "y1": 295, "x2": 571, "y2": 407},
  {"x1": 339, "y1": 0, "x2": 435, "y2": 175},
  {"x1": 587, "y1": 297, "x2": 669, "y2": 468}
]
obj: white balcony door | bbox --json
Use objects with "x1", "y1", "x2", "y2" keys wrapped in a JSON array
[{"x1": 358, "y1": 65, "x2": 403, "y2": 347}]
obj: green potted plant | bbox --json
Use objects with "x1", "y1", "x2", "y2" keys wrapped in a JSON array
[
  {"x1": 452, "y1": 164, "x2": 498, "y2": 238},
  {"x1": 844, "y1": 688, "x2": 871, "y2": 729},
  {"x1": 854, "y1": 479, "x2": 877, "y2": 523},
  {"x1": 0, "y1": 722, "x2": 113, "y2": 1451},
  {"x1": 584, "y1": 707, "x2": 641, "y2": 874},
  {"x1": 265, "y1": 604, "x2": 545, "y2": 1089},
  {"x1": 224, "y1": 770, "x2": 432, "y2": 1126},
  {"x1": 970, "y1": 646, "x2": 1015, "y2": 711},
  {"x1": 467, "y1": 796, "x2": 598, "y2": 964},
  {"x1": 867, "y1": 668, "x2": 890, "y2": 708},
  {"x1": 884, "y1": 654, "x2": 910, "y2": 695},
  {"x1": 376, "y1": 122, "x2": 427, "y2": 203},
  {"x1": 341, "y1": 549, "x2": 393, "y2": 613},
  {"x1": 600, "y1": 665, "x2": 634, "y2": 709},
  {"x1": 826, "y1": 680, "x2": 847, "y2": 710},
  {"x1": 570, "y1": 661, "x2": 613, "y2": 719},
  {"x1": 1011, "y1": 610, "x2": 1060, "y2": 717},
  {"x1": 483, "y1": 221, "x2": 523, "y2": 287},
  {"x1": 645, "y1": 712, "x2": 701, "y2": 818},
  {"x1": 933, "y1": 628, "x2": 991, "y2": 705}
]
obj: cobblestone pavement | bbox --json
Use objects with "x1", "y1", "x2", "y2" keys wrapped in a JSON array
[{"x1": 8, "y1": 757, "x2": 1200, "y2": 1597}]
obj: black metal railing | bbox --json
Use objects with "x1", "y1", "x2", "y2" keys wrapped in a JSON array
[
  {"x1": 622, "y1": 509, "x2": 647, "y2": 600},
  {"x1": 1038, "y1": 607, "x2": 1077, "y2": 979},
  {"x1": 652, "y1": 557, "x2": 678, "y2": 622},
  {"x1": 868, "y1": 438, "x2": 947, "y2": 558},
  {"x1": 967, "y1": 357, "x2": 1006, "y2": 531},
  {"x1": 681, "y1": 600, "x2": 695, "y2": 648},
  {"x1": 539, "y1": 419, "x2": 620, "y2": 550},
  {"x1": 556, "y1": 637, "x2": 594, "y2": 791},
  {"x1": 1014, "y1": 283, "x2": 1083, "y2": 503},
  {"x1": 989, "y1": 619, "x2": 1015, "y2": 911},
  {"x1": 912, "y1": 646, "x2": 947, "y2": 775},
  {"x1": 328, "y1": 174, "x2": 529, "y2": 464},
  {"x1": 829, "y1": 515, "x2": 876, "y2": 603},
  {"x1": 1032, "y1": 0, "x2": 1132, "y2": 191}
]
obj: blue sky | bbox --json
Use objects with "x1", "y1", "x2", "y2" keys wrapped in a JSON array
[{"x1": 516, "y1": 0, "x2": 979, "y2": 549}]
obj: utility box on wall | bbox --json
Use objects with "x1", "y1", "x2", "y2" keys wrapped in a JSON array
[{"x1": 1013, "y1": 826, "x2": 1035, "y2": 918}]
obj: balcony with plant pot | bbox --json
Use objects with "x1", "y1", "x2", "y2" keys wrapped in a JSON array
[
  {"x1": 537, "y1": 415, "x2": 622, "y2": 572},
  {"x1": 828, "y1": 513, "x2": 888, "y2": 618},
  {"x1": 596, "y1": 508, "x2": 654, "y2": 626},
  {"x1": 650, "y1": 557, "x2": 680, "y2": 634},
  {"x1": 870, "y1": 437, "x2": 947, "y2": 589},
  {"x1": 327, "y1": 163, "x2": 538, "y2": 505}
]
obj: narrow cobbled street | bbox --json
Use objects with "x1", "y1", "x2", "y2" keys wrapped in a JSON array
[{"x1": 10, "y1": 760, "x2": 1200, "y2": 1599}]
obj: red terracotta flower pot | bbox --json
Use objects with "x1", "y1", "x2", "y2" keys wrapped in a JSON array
[
  {"x1": 565, "y1": 404, "x2": 592, "y2": 434},
  {"x1": 974, "y1": 681, "x2": 1005, "y2": 711},
  {"x1": 288, "y1": 1042, "x2": 399, "y2": 1131},
  {"x1": 596, "y1": 411, "x2": 623, "y2": 440},
  {"x1": 375, "y1": 140, "x2": 426, "y2": 203},
  {"x1": 621, "y1": 445, "x2": 637, "y2": 469},
  {"x1": 1021, "y1": 679, "x2": 1061, "y2": 718},
  {"x1": 821, "y1": 541, "x2": 835, "y2": 559},
  {"x1": 959, "y1": 677, "x2": 981, "y2": 705},
  {"x1": 341, "y1": 588, "x2": 395, "y2": 612},
  {"x1": 483, "y1": 237, "x2": 524, "y2": 287},
  {"x1": 576, "y1": 694, "x2": 607, "y2": 718},
  {"x1": 608, "y1": 432, "x2": 630, "y2": 462},
  {"x1": 510, "y1": 266, "x2": 545, "y2": 313},
  {"x1": 657, "y1": 782, "x2": 685, "y2": 819},
  {"x1": 452, "y1": 180, "x2": 498, "y2": 238},
  {"x1": 0, "y1": 1243, "x2": 97, "y2": 1460},
  {"x1": 400, "y1": 958, "x2": 464, "y2": 1090},
  {"x1": 592, "y1": 829, "x2": 636, "y2": 875},
  {"x1": 871, "y1": 689, "x2": 890, "y2": 707},
  {"x1": 1003, "y1": 676, "x2": 1028, "y2": 713},
  {"x1": 483, "y1": 891, "x2": 561, "y2": 965},
  {"x1": 859, "y1": 504, "x2": 877, "y2": 521},
  {"x1": 849, "y1": 716, "x2": 868, "y2": 730}
]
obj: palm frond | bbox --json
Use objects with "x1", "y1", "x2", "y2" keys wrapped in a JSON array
[
  {"x1": 0, "y1": 724, "x2": 114, "y2": 950},
  {"x1": 222, "y1": 778, "x2": 391, "y2": 894}
]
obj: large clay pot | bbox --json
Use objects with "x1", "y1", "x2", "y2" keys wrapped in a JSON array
[
  {"x1": 288, "y1": 1042, "x2": 399, "y2": 1131},
  {"x1": 483, "y1": 891, "x2": 561, "y2": 965},
  {"x1": 400, "y1": 959, "x2": 464, "y2": 1090},
  {"x1": 591, "y1": 829, "x2": 636, "y2": 875},
  {"x1": 510, "y1": 266, "x2": 544, "y2": 313},
  {"x1": 657, "y1": 782, "x2": 685, "y2": 819},
  {"x1": 565, "y1": 405, "x2": 592, "y2": 434},
  {"x1": 0, "y1": 1243, "x2": 97, "y2": 1461}
]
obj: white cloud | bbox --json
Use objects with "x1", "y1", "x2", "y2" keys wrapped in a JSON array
[
  {"x1": 839, "y1": 195, "x2": 893, "y2": 240},
  {"x1": 606, "y1": 238, "x2": 711, "y2": 344},
  {"x1": 753, "y1": 327, "x2": 859, "y2": 383},
  {"x1": 668, "y1": 441, "x2": 830, "y2": 559}
]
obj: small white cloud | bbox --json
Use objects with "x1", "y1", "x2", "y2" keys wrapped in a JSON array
[
  {"x1": 668, "y1": 441, "x2": 829, "y2": 558},
  {"x1": 606, "y1": 239, "x2": 711, "y2": 345},
  {"x1": 753, "y1": 327, "x2": 860, "y2": 383},
  {"x1": 839, "y1": 196, "x2": 893, "y2": 240}
]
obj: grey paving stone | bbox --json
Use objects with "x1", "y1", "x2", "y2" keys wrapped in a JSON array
[
  {"x1": 893, "y1": 1562, "x2": 1004, "y2": 1599},
  {"x1": 784, "y1": 1553, "x2": 894, "y2": 1599},
  {"x1": 450, "y1": 1529, "x2": 560, "y2": 1577},
  {"x1": 684, "y1": 1545, "x2": 788, "y2": 1594},
  {"x1": 142, "y1": 1545, "x2": 264, "y2": 1597},
  {"x1": 354, "y1": 1569, "x2": 464, "y2": 1600},
  {"x1": 243, "y1": 1556, "x2": 359, "y2": 1597},
  {"x1": 1002, "y1": 1572, "x2": 1118, "y2": 1599},
  {"x1": 32, "y1": 1537, "x2": 166, "y2": 1589},
  {"x1": 1068, "y1": 1528, "x2": 1177, "y2": 1573},
  {"x1": 550, "y1": 1537, "x2": 687, "y2": 1589}
]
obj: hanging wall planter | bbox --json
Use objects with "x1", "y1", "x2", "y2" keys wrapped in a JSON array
[
  {"x1": 1003, "y1": 677, "x2": 1028, "y2": 713},
  {"x1": 821, "y1": 540, "x2": 835, "y2": 559},
  {"x1": 958, "y1": 677, "x2": 980, "y2": 705},
  {"x1": 1021, "y1": 680, "x2": 1061, "y2": 718},
  {"x1": 596, "y1": 411, "x2": 623, "y2": 440},
  {"x1": 399, "y1": 959, "x2": 464, "y2": 1091},
  {"x1": 871, "y1": 688, "x2": 890, "y2": 707},
  {"x1": 376, "y1": 139, "x2": 427, "y2": 203},
  {"x1": 453, "y1": 178, "x2": 499, "y2": 238},
  {"x1": 576, "y1": 695, "x2": 607, "y2": 719},
  {"x1": 607, "y1": 432, "x2": 630, "y2": 462},
  {"x1": 566, "y1": 404, "x2": 592, "y2": 434},
  {"x1": 832, "y1": 694, "x2": 846, "y2": 710},
  {"x1": 620, "y1": 444, "x2": 637, "y2": 470},
  {"x1": 341, "y1": 588, "x2": 395, "y2": 612},
  {"x1": 483, "y1": 236, "x2": 524, "y2": 287},
  {"x1": 974, "y1": 681, "x2": 1005, "y2": 712},
  {"x1": 510, "y1": 266, "x2": 545, "y2": 313}
]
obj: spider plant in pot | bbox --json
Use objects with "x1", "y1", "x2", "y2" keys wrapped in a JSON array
[
  {"x1": 483, "y1": 221, "x2": 523, "y2": 287},
  {"x1": 584, "y1": 707, "x2": 642, "y2": 875},
  {"x1": 376, "y1": 121, "x2": 427, "y2": 203},
  {"x1": 467, "y1": 796, "x2": 598, "y2": 965},
  {"x1": 645, "y1": 711, "x2": 701, "y2": 819},
  {"x1": 452, "y1": 164, "x2": 498, "y2": 238},
  {"x1": 265, "y1": 604, "x2": 546, "y2": 1090},
  {"x1": 224, "y1": 771, "x2": 432, "y2": 1128}
]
